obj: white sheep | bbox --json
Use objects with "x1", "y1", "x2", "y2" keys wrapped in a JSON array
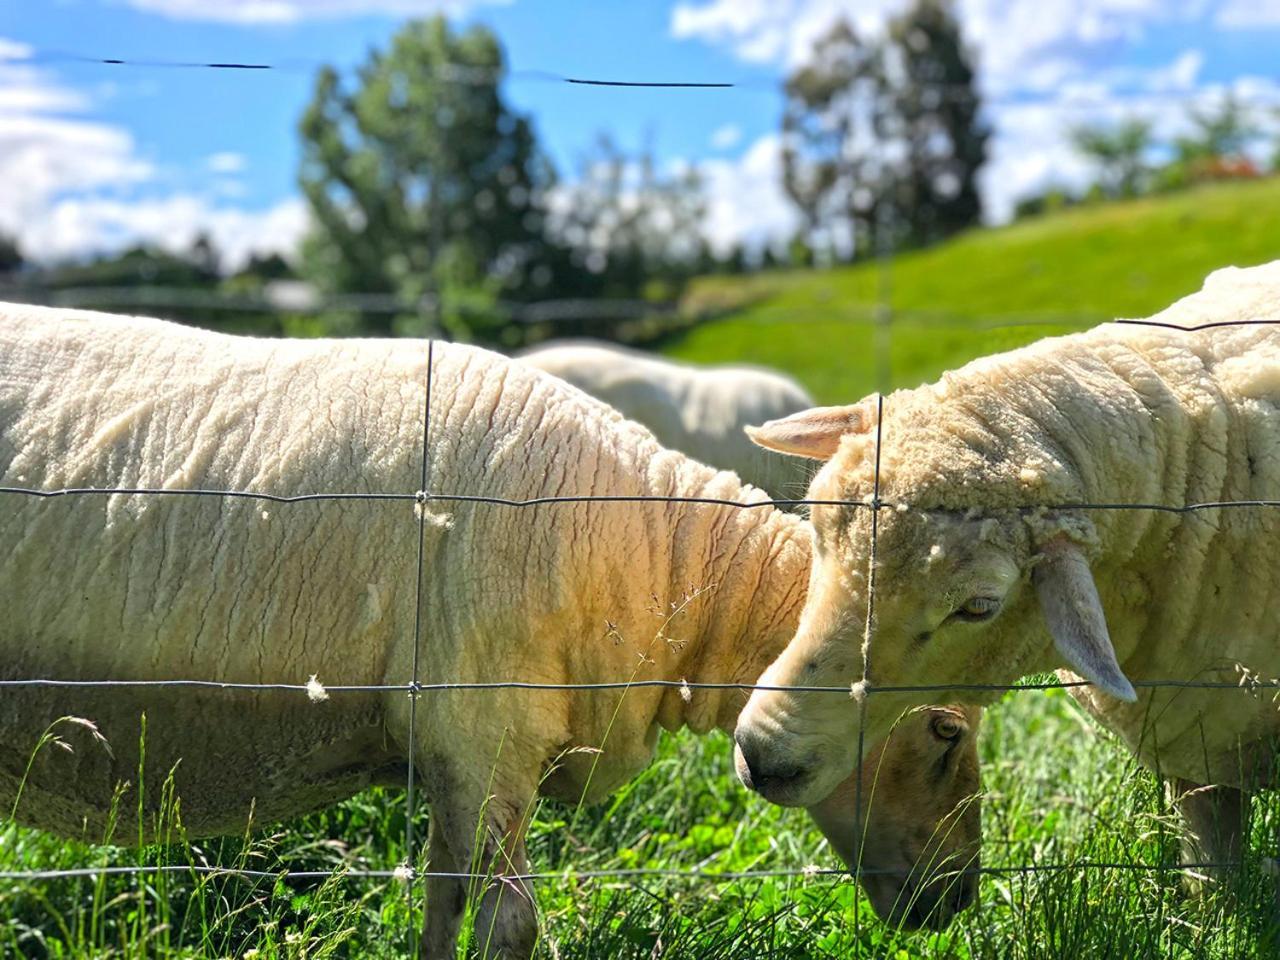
[
  {"x1": 731, "y1": 261, "x2": 1280, "y2": 886},
  {"x1": 0, "y1": 304, "x2": 978, "y2": 957},
  {"x1": 519, "y1": 339, "x2": 815, "y2": 501}
]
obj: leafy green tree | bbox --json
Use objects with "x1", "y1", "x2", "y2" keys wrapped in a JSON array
[
  {"x1": 1069, "y1": 118, "x2": 1154, "y2": 198},
  {"x1": 298, "y1": 16, "x2": 555, "y2": 342},
  {"x1": 781, "y1": 3, "x2": 987, "y2": 260},
  {"x1": 884, "y1": 0, "x2": 989, "y2": 246},
  {"x1": 1176, "y1": 93, "x2": 1257, "y2": 163},
  {"x1": 552, "y1": 135, "x2": 708, "y2": 302},
  {"x1": 30, "y1": 242, "x2": 291, "y2": 334},
  {"x1": 229, "y1": 252, "x2": 294, "y2": 286},
  {"x1": 41, "y1": 244, "x2": 218, "y2": 290},
  {"x1": 781, "y1": 18, "x2": 890, "y2": 262}
]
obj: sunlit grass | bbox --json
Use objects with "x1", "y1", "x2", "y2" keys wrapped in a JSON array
[
  {"x1": 5, "y1": 692, "x2": 1280, "y2": 957},
  {"x1": 666, "y1": 178, "x2": 1280, "y2": 402}
]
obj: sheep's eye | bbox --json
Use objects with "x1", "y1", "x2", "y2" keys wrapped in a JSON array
[
  {"x1": 952, "y1": 596, "x2": 1000, "y2": 622},
  {"x1": 930, "y1": 714, "x2": 964, "y2": 741}
]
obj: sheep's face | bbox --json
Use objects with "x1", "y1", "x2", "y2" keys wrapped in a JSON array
[
  {"x1": 735, "y1": 495, "x2": 1026, "y2": 807},
  {"x1": 736, "y1": 403, "x2": 1135, "y2": 808},
  {"x1": 808, "y1": 704, "x2": 982, "y2": 930}
]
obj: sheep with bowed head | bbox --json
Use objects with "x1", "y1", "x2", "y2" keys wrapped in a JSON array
[
  {"x1": 0, "y1": 305, "x2": 980, "y2": 958},
  {"x1": 733, "y1": 260, "x2": 1280, "y2": 888}
]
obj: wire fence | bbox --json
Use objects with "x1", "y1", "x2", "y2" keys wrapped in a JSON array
[
  {"x1": 3, "y1": 313, "x2": 1277, "y2": 899},
  {"x1": 11, "y1": 45, "x2": 1280, "y2": 111},
  {"x1": 5, "y1": 36, "x2": 1280, "y2": 956}
]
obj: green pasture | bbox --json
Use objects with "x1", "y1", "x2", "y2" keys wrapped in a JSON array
[{"x1": 667, "y1": 178, "x2": 1280, "y2": 401}]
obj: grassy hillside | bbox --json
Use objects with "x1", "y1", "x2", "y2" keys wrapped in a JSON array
[{"x1": 665, "y1": 177, "x2": 1280, "y2": 402}]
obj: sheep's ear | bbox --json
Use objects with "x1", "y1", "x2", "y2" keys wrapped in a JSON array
[
  {"x1": 1033, "y1": 539, "x2": 1137, "y2": 702},
  {"x1": 745, "y1": 405, "x2": 871, "y2": 460}
]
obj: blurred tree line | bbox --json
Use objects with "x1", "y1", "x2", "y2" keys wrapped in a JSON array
[
  {"x1": 2, "y1": 2, "x2": 990, "y2": 342},
  {"x1": 3, "y1": 17, "x2": 729, "y2": 347},
  {"x1": 296, "y1": 17, "x2": 724, "y2": 345},
  {"x1": 780, "y1": 0, "x2": 988, "y2": 264},
  {"x1": 1016, "y1": 93, "x2": 1279, "y2": 219},
  {"x1": 9, "y1": 1, "x2": 1270, "y2": 343}
]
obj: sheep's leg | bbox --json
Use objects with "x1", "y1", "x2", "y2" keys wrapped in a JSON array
[
  {"x1": 1170, "y1": 778, "x2": 1245, "y2": 893},
  {"x1": 420, "y1": 761, "x2": 540, "y2": 959},
  {"x1": 422, "y1": 816, "x2": 466, "y2": 958}
]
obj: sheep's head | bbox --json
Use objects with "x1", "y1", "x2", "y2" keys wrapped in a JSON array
[
  {"x1": 734, "y1": 404, "x2": 1135, "y2": 807},
  {"x1": 808, "y1": 704, "x2": 982, "y2": 930}
]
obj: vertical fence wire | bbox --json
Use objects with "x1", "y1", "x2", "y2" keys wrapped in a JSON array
[
  {"x1": 852, "y1": 130, "x2": 893, "y2": 936},
  {"x1": 852, "y1": 392, "x2": 887, "y2": 937},
  {"x1": 873, "y1": 177, "x2": 895, "y2": 396},
  {"x1": 404, "y1": 338, "x2": 436, "y2": 953}
]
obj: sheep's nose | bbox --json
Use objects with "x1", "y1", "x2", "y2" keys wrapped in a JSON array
[{"x1": 734, "y1": 730, "x2": 806, "y2": 794}]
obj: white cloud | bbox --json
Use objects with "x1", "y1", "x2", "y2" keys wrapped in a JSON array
[
  {"x1": 980, "y1": 101, "x2": 1095, "y2": 223},
  {"x1": 672, "y1": 1, "x2": 1280, "y2": 234},
  {"x1": 0, "y1": 38, "x2": 32, "y2": 60},
  {"x1": 709, "y1": 123, "x2": 743, "y2": 150},
  {"x1": 1216, "y1": 1, "x2": 1280, "y2": 28},
  {"x1": 1146, "y1": 48, "x2": 1204, "y2": 92},
  {"x1": 0, "y1": 50, "x2": 152, "y2": 243},
  {"x1": 698, "y1": 134, "x2": 798, "y2": 254},
  {"x1": 25, "y1": 195, "x2": 308, "y2": 267},
  {"x1": 671, "y1": 0, "x2": 1208, "y2": 94},
  {"x1": 0, "y1": 36, "x2": 305, "y2": 268},
  {"x1": 206, "y1": 151, "x2": 246, "y2": 174},
  {"x1": 673, "y1": 0, "x2": 900, "y2": 68},
  {"x1": 124, "y1": 0, "x2": 508, "y2": 24},
  {"x1": 983, "y1": 77, "x2": 1280, "y2": 221}
]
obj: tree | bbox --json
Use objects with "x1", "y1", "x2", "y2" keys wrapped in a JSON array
[
  {"x1": 551, "y1": 136, "x2": 708, "y2": 299},
  {"x1": 298, "y1": 17, "x2": 556, "y2": 341},
  {"x1": 0, "y1": 233, "x2": 22, "y2": 275},
  {"x1": 1069, "y1": 118, "x2": 1153, "y2": 198},
  {"x1": 779, "y1": 3, "x2": 987, "y2": 261},
  {"x1": 1176, "y1": 93, "x2": 1257, "y2": 163},
  {"x1": 188, "y1": 232, "x2": 220, "y2": 276},
  {"x1": 781, "y1": 18, "x2": 890, "y2": 262},
  {"x1": 883, "y1": 0, "x2": 989, "y2": 246}
]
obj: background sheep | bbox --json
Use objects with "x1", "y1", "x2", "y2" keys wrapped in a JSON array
[
  {"x1": 0, "y1": 305, "x2": 979, "y2": 957},
  {"x1": 519, "y1": 339, "x2": 815, "y2": 502},
  {"x1": 732, "y1": 261, "x2": 1280, "y2": 879}
]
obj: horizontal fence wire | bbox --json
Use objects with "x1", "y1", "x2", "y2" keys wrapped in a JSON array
[
  {"x1": 0, "y1": 677, "x2": 1276, "y2": 694},
  {"x1": 0, "y1": 286, "x2": 1120, "y2": 334},
  {"x1": 7, "y1": 288, "x2": 1269, "y2": 332},
  {"x1": 9, "y1": 485, "x2": 1280, "y2": 516},
  {"x1": 0, "y1": 861, "x2": 1246, "y2": 883},
  {"x1": 2, "y1": 287, "x2": 682, "y2": 325},
  {"x1": 11, "y1": 49, "x2": 1280, "y2": 110}
]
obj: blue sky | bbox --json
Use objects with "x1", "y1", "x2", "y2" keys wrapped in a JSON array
[{"x1": 2, "y1": 0, "x2": 1279, "y2": 267}]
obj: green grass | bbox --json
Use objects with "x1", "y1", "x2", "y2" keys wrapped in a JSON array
[
  {"x1": 666, "y1": 178, "x2": 1280, "y2": 402},
  {"x1": 7, "y1": 181, "x2": 1280, "y2": 957},
  {"x1": 7, "y1": 697, "x2": 1280, "y2": 957}
]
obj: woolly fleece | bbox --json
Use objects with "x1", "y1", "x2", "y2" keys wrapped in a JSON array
[
  {"x1": 737, "y1": 261, "x2": 1280, "y2": 807},
  {"x1": 519, "y1": 339, "x2": 815, "y2": 500}
]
